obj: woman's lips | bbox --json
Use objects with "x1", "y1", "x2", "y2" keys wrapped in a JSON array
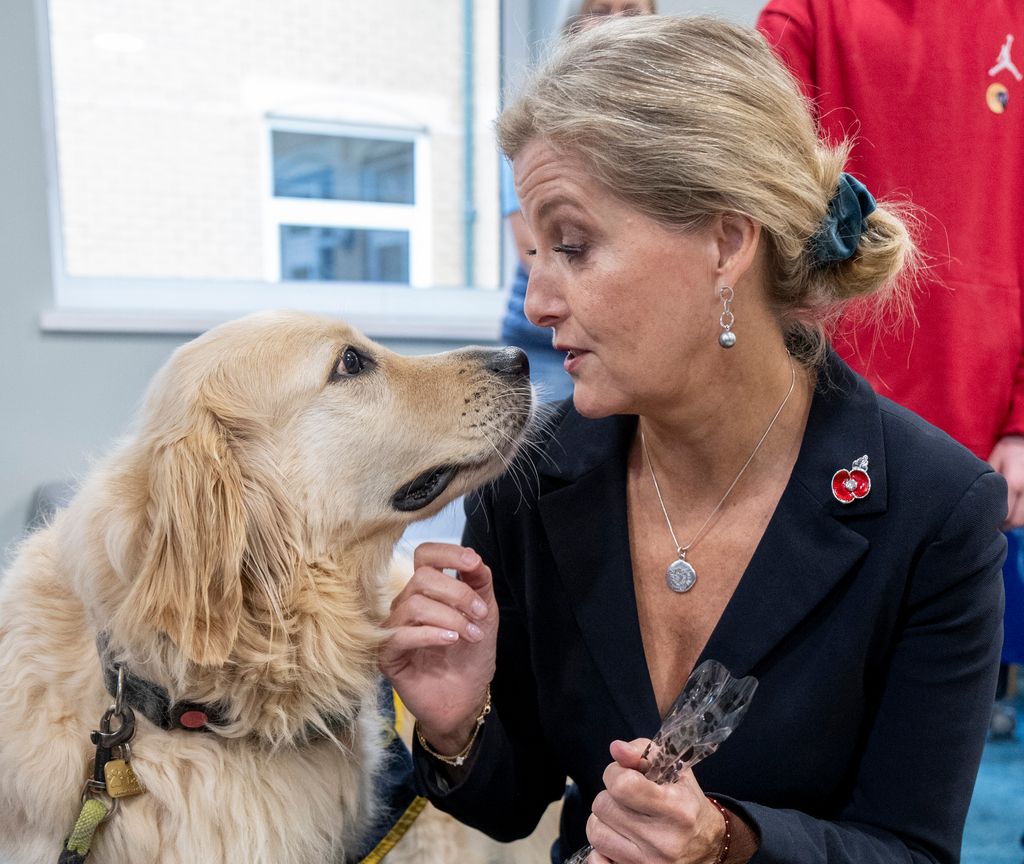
[{"x1": 561, "y1": 347, "x2": 589, "y2": 373}]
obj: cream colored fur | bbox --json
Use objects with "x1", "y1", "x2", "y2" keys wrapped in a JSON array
[{"x1": 0, "y1": 311, "x2": 541, "y2": 864}]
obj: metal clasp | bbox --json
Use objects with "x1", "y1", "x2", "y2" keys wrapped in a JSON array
[
  {"x1": 79, "y1": 777, "x2": 119, "y2": 821},
  {"x1": 91, "y1": 704, "x2": 136, "y2": 749},
  {"x1": 90, "y1": 666, "x2": 136, "y2": 749}
]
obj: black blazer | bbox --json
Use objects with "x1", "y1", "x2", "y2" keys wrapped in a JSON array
[{"x1": 414, "y1": 354, "x2": 1006, "y2": 864}]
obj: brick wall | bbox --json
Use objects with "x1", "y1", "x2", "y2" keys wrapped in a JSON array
[{"x1": 48, "y1": 0, "x2": 501, "y2": 288}]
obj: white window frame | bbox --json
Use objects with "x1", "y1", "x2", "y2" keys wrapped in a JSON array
[
  {"x1": 34, "y1": 0, "x2": 507, "y2": 340},
  {"x1": 263, "y1": 117, "x2": 431, "y2": 288}
]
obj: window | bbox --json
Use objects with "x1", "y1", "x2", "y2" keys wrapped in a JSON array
[
  {"x1": 267, "y1": 122, "x2": 429, "y2": 287},
  {"x1": 280, "y1": 226, "x2": 410, "y2": 283},
  {"x1": 272, "y1": 131, "x2": 415, "y2": 204},
  {"x1": 38, "y1": 0, "x2": 508, "y2": 338}
]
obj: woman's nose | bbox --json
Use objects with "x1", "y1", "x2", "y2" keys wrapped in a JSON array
[{"x1": 523, "y1": 266, "x2": 567, "y2": 329}]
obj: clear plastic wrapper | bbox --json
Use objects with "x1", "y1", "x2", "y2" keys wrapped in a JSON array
[{"x1": 564, "y1": 659, "x2": 758, "y2": 864}]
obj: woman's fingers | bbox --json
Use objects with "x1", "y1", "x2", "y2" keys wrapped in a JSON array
[
  {"x1": 591, "y1": 777, "x2": 708, "y2": 864},
  {"x1": 412, "y1": 541, "x2": 482, "y2": 573},
  {"x1": 389, "y1": 561, "x2": 492, "y2": 624},
  {"x1": 586, "y1": 811, "x2": 643, "y2": 864},
  {"x1": 387, "y1": 593, "x2": 487, "y2": 642},
  {"x1": 602, "y1": 754, "x2": 664, "y2": 816},
  {"x1": 595, "y1": 762, "x2": 650, "y2": 840},
  {"x1": 610, "y1": 738, "x2": 651, "y2": 772},
  {"x1": 412, "y1": 542, "x2": 496, "y2": 603},
  {"x1": 382, "y1": 546, "x2": 497, "y2": 687},
  {"x1": 382, "y1": 544, "x2": 498, "y2": 732},
  {"x1": 592, "y1": 788, "x2": 651, "y2": 831},
  {"x1": 382, "y1": 623, "x2": 463, "y2": 654}
]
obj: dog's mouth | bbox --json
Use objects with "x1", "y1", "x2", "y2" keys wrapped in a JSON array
[
  {"x1": 391, "y1": 392, "x2": 536, "y2": 514},
  {"x1": 392, "y1": 452, "x2": 503, "y2": 513},
  {"x1": 392, "y1": 464, "x2": 461, "y2": 512}
]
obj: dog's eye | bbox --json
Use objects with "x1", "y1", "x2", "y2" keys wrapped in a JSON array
[
  {"x1": 331, "y1": 347, "x2": 371, "y2": 381},
  {"x1": 342, "y1": 349, "x2": 364, "y2": 375}
]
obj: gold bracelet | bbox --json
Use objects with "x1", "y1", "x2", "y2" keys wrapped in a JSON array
[{"x1": 414, "y1": 684, "x2": 492, "y2": 767}]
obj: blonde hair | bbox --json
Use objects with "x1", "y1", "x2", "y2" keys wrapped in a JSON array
[{"x1": 497, "y1": 15, "x2": 916, "y2": 362}]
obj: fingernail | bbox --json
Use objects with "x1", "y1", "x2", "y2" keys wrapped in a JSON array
[
  {"x1": 470, "y1": 599, "x2": 488, "y2": 619},
  {"x1": 461, "y1": 550, "x2": 480, "y2": 566},
  {"x1": 466, "y1": 623, "x2": 484, "y2": 641},
  {"x1": 440, "y1": 630, "x2": 459, "y2": 642}
]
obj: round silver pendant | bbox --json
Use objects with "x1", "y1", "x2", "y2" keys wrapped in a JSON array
[{"x1": 666, "y1": 557, "x2": 697, "y2": 593}]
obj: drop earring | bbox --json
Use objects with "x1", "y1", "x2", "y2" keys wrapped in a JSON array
[{"x1": 718, "y1": 285, "x2": 736, "y2": 348}]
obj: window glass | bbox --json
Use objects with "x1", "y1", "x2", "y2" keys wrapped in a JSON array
[
  {"x1": 280, "y1": 226, "x2": 410, "y2": 283},
  {"x1": 272, "y1": 132, "x2": 415, "y2": 205}
]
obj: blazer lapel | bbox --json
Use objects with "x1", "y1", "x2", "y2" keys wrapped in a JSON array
[
  {"x1": 700, "y1": 353, "x2": 889, "y2": 678},
  {"x1": 538, "y1": 412, "x2": 660, "y2": 738}
]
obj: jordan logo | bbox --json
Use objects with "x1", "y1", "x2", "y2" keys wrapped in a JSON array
[{"x1": 989, "y1": 34, "x2": 1023, "y2": 81}]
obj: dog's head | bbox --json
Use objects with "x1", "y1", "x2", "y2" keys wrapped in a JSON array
[{"x1": 106, "y1": 312, "x2": 533, "y2": 676}]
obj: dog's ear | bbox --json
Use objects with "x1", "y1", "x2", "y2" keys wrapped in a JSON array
[{"x1": 123, "y1": 410, "x2": 247, "y2": 667}]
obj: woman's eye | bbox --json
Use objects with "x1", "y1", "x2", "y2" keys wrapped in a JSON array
[{"x1": 553, "y1": 243, "x2": 586, "y2": 262}]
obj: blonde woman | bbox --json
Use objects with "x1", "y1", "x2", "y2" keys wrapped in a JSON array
[{"x1": 383, "y1": 17, "x2": 1004, "y2": 864}]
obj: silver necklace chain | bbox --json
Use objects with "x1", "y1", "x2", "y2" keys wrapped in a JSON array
[{"x1": 640, "y1": 361, "x2": 797, "y2": 591}]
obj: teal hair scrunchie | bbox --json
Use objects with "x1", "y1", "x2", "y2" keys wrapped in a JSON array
[{"x1": 808, "y1": 172, "x2": 877, "y2": 267}]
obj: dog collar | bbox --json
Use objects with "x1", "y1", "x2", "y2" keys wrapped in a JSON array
[
  {"x1": 96, "y1": 635, "x2": 352, "y2": 740},
  {"x1": 98, "y1": 658, "x2": 228, "y2": 733}
]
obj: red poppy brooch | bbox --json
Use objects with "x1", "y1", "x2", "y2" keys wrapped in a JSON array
[{"x1": 832, "y1": 455, "x2": 871, "y2": 504}]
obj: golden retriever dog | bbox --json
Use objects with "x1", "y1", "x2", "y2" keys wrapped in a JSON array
[{"x1": 0, "y1": 311, "x2": 538, "y2": 864}]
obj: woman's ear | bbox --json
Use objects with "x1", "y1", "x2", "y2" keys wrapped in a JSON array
[
  {"x1": 712, "y1": 212, "x2": 762, "y2": 286},
  {"x1": 120, "y1": 410, "x2": 247, "y2": 667}
]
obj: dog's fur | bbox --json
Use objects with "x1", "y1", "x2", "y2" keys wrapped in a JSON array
[{"x1": 0, "y1": 311, "x2": 536, "y2": 864}]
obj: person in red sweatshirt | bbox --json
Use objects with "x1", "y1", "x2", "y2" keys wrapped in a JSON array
[
  {"x1": 758, "y1": 0, "x2": 1024, "y2": 522},
  {"x1": 758, "y1": 0, "x2": 1024, "y2": 736}
]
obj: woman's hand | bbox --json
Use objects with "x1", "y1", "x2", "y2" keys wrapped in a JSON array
[
  {"x1": 380, "y1": 542, "x2": 497, "y2": 754},
  {"x1": 585, "y1": 739, "x2": 725, "y2": 864},
  {"x1": 989, "y1": 435, "x2": 1024, "y2": 529}
]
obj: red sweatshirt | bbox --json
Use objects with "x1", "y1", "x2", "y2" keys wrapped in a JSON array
[{"x1": 758, "y1": 0, "x2": 1024, "y2": 460}]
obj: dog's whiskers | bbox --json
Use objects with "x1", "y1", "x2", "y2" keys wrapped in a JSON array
[{"x1": 476, "y1": 418, "x2": 540, "y2": 509}]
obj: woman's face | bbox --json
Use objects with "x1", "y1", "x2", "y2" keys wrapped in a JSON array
[
  {"x1": 514, "y1": 138, "x2": 722, "y2": 419},
  {"x1": 572, "y1": 0, "x2": 654, "y2": 34},
  {"x1": 580, "y1": 0, "x2": 655, "y2": 18}
]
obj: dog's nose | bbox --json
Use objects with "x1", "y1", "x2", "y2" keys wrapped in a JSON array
[{"x1": 485, "y1": 347, "x2": 530, "y2": 381}]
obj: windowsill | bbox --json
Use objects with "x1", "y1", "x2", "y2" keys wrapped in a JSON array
[{"x1": 39, "y1": 286, "x2": 508, "y2": 342}]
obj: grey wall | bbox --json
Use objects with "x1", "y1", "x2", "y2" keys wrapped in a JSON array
[
  {"x1": 663, "y1": 0, "x2": 760, "y2": 24},
  {"x1": 0, "y1": 0, "x2": 764, "y2": 556},
  {"x1": 0, "y1": 0, "x2": 186, "y2": 554}
]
